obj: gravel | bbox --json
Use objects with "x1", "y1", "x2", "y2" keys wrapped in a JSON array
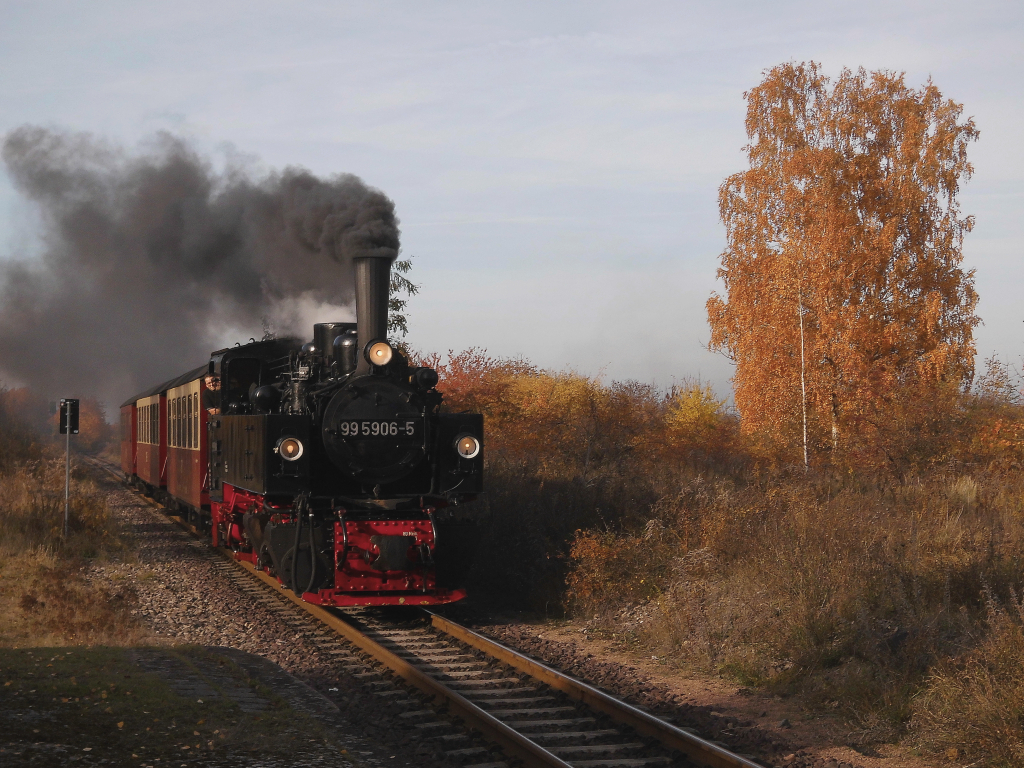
[{"x1": 86, "y1": 472, "x2": 464, "y2": 768}]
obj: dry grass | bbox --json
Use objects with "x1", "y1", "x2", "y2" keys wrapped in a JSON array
[
  {"x1": 421, "y1": 349, "x2": 1024, "y2": 764},
  {"x1": 0, "y1": 391, "x2": 140, "y2": 647},
  {"x1": 565, "y1": 471, "x2": 1024, "y2": 758},
  {"x1": 914, "y1": 597, "x2": 1024, "y2": 766}
]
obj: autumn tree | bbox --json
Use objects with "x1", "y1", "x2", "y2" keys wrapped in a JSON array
[{"x1": 706, "y1": 62, "x2": 979, "y2": 468}]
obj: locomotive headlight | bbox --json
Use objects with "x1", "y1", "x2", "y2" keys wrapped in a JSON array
[
  {"x1": 454, "y1": 434, "x2": 481, "y2": 459},
  {"x1": 365, "y1": 340, "x2": 394, "y2": 367},
  {"x1": 275, "y1": 437, "x2": 304, "y2": 461}
]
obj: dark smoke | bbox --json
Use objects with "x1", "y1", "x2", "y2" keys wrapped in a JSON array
[{"x1": 0, "y1": 126, "x2": 400, "y2": 411}]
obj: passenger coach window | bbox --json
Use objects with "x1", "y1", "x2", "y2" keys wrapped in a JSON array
[
  {"x1": 193, "y1": 393, "x2": 199, "y2": 448},
  {"x1": 187, "y1": 395, "x2": 193, "y2": 448}
]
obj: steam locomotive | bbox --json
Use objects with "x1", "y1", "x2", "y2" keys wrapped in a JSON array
[{"x1": 119, "y1": 256, "x2": 483, "y2": 606}]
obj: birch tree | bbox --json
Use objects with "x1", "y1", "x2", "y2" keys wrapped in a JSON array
[{"x1": 707, "y1": 62, "x2": 979, "y2": 464}]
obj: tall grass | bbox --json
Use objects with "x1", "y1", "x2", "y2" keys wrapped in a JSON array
[
  {"x1": 566, "y1": 473, "x2": 1024, "y2": 744},
  {"x1": 0, "y1": 387, "x2": 137, "y2": 646},
  {"x1": 425, "y1": 348, "x2": 1024, "y2": 763}
]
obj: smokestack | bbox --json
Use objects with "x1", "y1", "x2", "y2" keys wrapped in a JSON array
[{"x1": 354, "y1": 256, "x2": 392, "y2": 373}]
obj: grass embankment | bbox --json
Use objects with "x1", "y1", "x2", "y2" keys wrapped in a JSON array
[
  {"x1": 427, "y1": 349, "x2": 1024, "y2": 767},
  {"x1": 0, "y1": 390, "x2": 138, "y2": 647},
  {"x1": 567, "y1": 473, "x2": 1024, "y2": 761}
]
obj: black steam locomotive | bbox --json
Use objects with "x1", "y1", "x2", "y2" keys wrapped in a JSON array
[{"x1": 120, "y1": 255, "x2": 483, "y2": 606}]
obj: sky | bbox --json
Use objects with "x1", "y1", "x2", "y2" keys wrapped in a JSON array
[{"x1": 1, "y1": 0, "x2": 1021, "y2": 399}]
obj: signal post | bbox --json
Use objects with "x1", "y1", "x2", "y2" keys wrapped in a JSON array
[{"x1": 59, "y1": 399, "x2": 79, "y2": 538}]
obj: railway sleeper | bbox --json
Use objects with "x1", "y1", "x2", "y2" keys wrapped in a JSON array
[
  {"x1": 522, "y1": 730, "x2": 622, "y2": 743},
  {"x1": 502, "y1": 717, "x2": 597, "y2": 729},
  {"x1": 489, "y1": 706, "x2": 579, "y2": 719},
  {"x1": 412, "y1": 721, "x2": 454, "y2": 731},
  {"x1": 448, "y1": 677, "x2": 524, "y2": 688},
  {"x1": 547, "y1": 743, "x2": 646, "y2": 756},
  {"x1": 398, "y1": 709, "x2": 436, "y2": 720},
  {"x1": 570, "y1": 758, "x2": 673, "y2": 768},
  {"x1": 461, "y1": 687, "x2": 540, "y2": 698}
]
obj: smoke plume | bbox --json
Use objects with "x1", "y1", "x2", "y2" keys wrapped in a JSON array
[{"x1": 0, "y1": 126, "x2": 400, "y2": 410}]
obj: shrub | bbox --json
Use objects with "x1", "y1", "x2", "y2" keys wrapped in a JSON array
[{"x1": 914, "y1": 592, "x2": 1024, "y2": 766}]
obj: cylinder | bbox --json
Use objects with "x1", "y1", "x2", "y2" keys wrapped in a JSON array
[
  {"x1": 314, "y1": 322, "x2": 355, "y2": 367},
  {"x1": 334, "y1": 331, "x2": 358, "y2": 375},
  {"x1": 354, "y1": 257, "x2": 392, "y2": 374}
]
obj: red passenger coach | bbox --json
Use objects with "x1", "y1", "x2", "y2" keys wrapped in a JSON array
[
  {"x1": 135, "y1": 392, "x2": 166, "y2": 488},
  {"x1": 119, "y1": 403, "x2": 136, "y2": 476},
  {"x1": 165, "y1": 367, "x2": 209, "y2": 516}
]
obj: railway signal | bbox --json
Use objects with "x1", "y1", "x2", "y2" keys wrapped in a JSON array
[
  {"x1": 59, "y1": 398, "x2": 79, "y2": 538},
  {"x1": 59, "y1": 399, "x2": 79, "y2": 434}
]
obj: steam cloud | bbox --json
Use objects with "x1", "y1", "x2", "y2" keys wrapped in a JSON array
[{"x1": 0, "y1": 126, "x2": 400, "y2": 410}]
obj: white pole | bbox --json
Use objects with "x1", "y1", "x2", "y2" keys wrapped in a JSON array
[
  {"x1": 64, "y1": 404, "x2": 71, "y2": 538},
  {"x1": 798, "y1": 293, "x2": 809, "y2": 472}
]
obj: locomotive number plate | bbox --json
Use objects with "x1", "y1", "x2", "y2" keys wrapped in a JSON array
[{"x1": 338, "y1": 419, "x2": 423, "y2": 439}]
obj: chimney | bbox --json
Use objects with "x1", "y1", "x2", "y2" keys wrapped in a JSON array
[{"x1": 354, "y1": 256, "x2": 392, "y2": 374}]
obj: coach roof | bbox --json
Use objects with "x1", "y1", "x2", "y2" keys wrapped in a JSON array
[{"x1": 120, "y1": 365, "x2": 208, "y2": 408}]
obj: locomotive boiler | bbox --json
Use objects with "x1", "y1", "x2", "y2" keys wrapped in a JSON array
[{"x1": 120, "y1": 254, "x2": 483, "y2": 606}]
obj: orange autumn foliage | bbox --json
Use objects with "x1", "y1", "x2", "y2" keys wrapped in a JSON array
[
  {"x1": 415, "y1": 348, "x2": 740, "y2": 475},
  {"x1": 0, "y1": 387, "x2": 111, "y2": 455},
  {"x1": 707, "y1": 62, "x2": 979, "y2": 469}
]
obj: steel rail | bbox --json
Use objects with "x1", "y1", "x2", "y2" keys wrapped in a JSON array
[
  {"x1": 233, "y1": 558, "x2": 574, "y2": 768},
  {"x1": 427, "y1": 614, "x2": 764, "y2": 768}
]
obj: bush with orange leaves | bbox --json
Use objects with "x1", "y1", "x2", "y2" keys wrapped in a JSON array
[
  {"x1": 0, "y1": 386, "x2": 112, "y2": 456},
  {"x1": 421, "y1": 349, "x2": 739, "y2": 475},
  {"x1": 414, "y1": 349, "x2": 741, "y2": 608}
]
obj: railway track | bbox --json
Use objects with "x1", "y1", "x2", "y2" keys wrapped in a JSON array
[{"x1": 86, "y1": 456, "x2": 769, "y2": 768}]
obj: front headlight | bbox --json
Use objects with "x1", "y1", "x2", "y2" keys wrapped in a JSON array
[
  {"x1": 365, "y1": 340, "x2": 393, "y2": 367},
  {"x1": 454, "y1": 434, "x2": 481, "y2": 459},
  {"x1": 275, "y1": 437, "x2": 304, "y2": 461}
]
